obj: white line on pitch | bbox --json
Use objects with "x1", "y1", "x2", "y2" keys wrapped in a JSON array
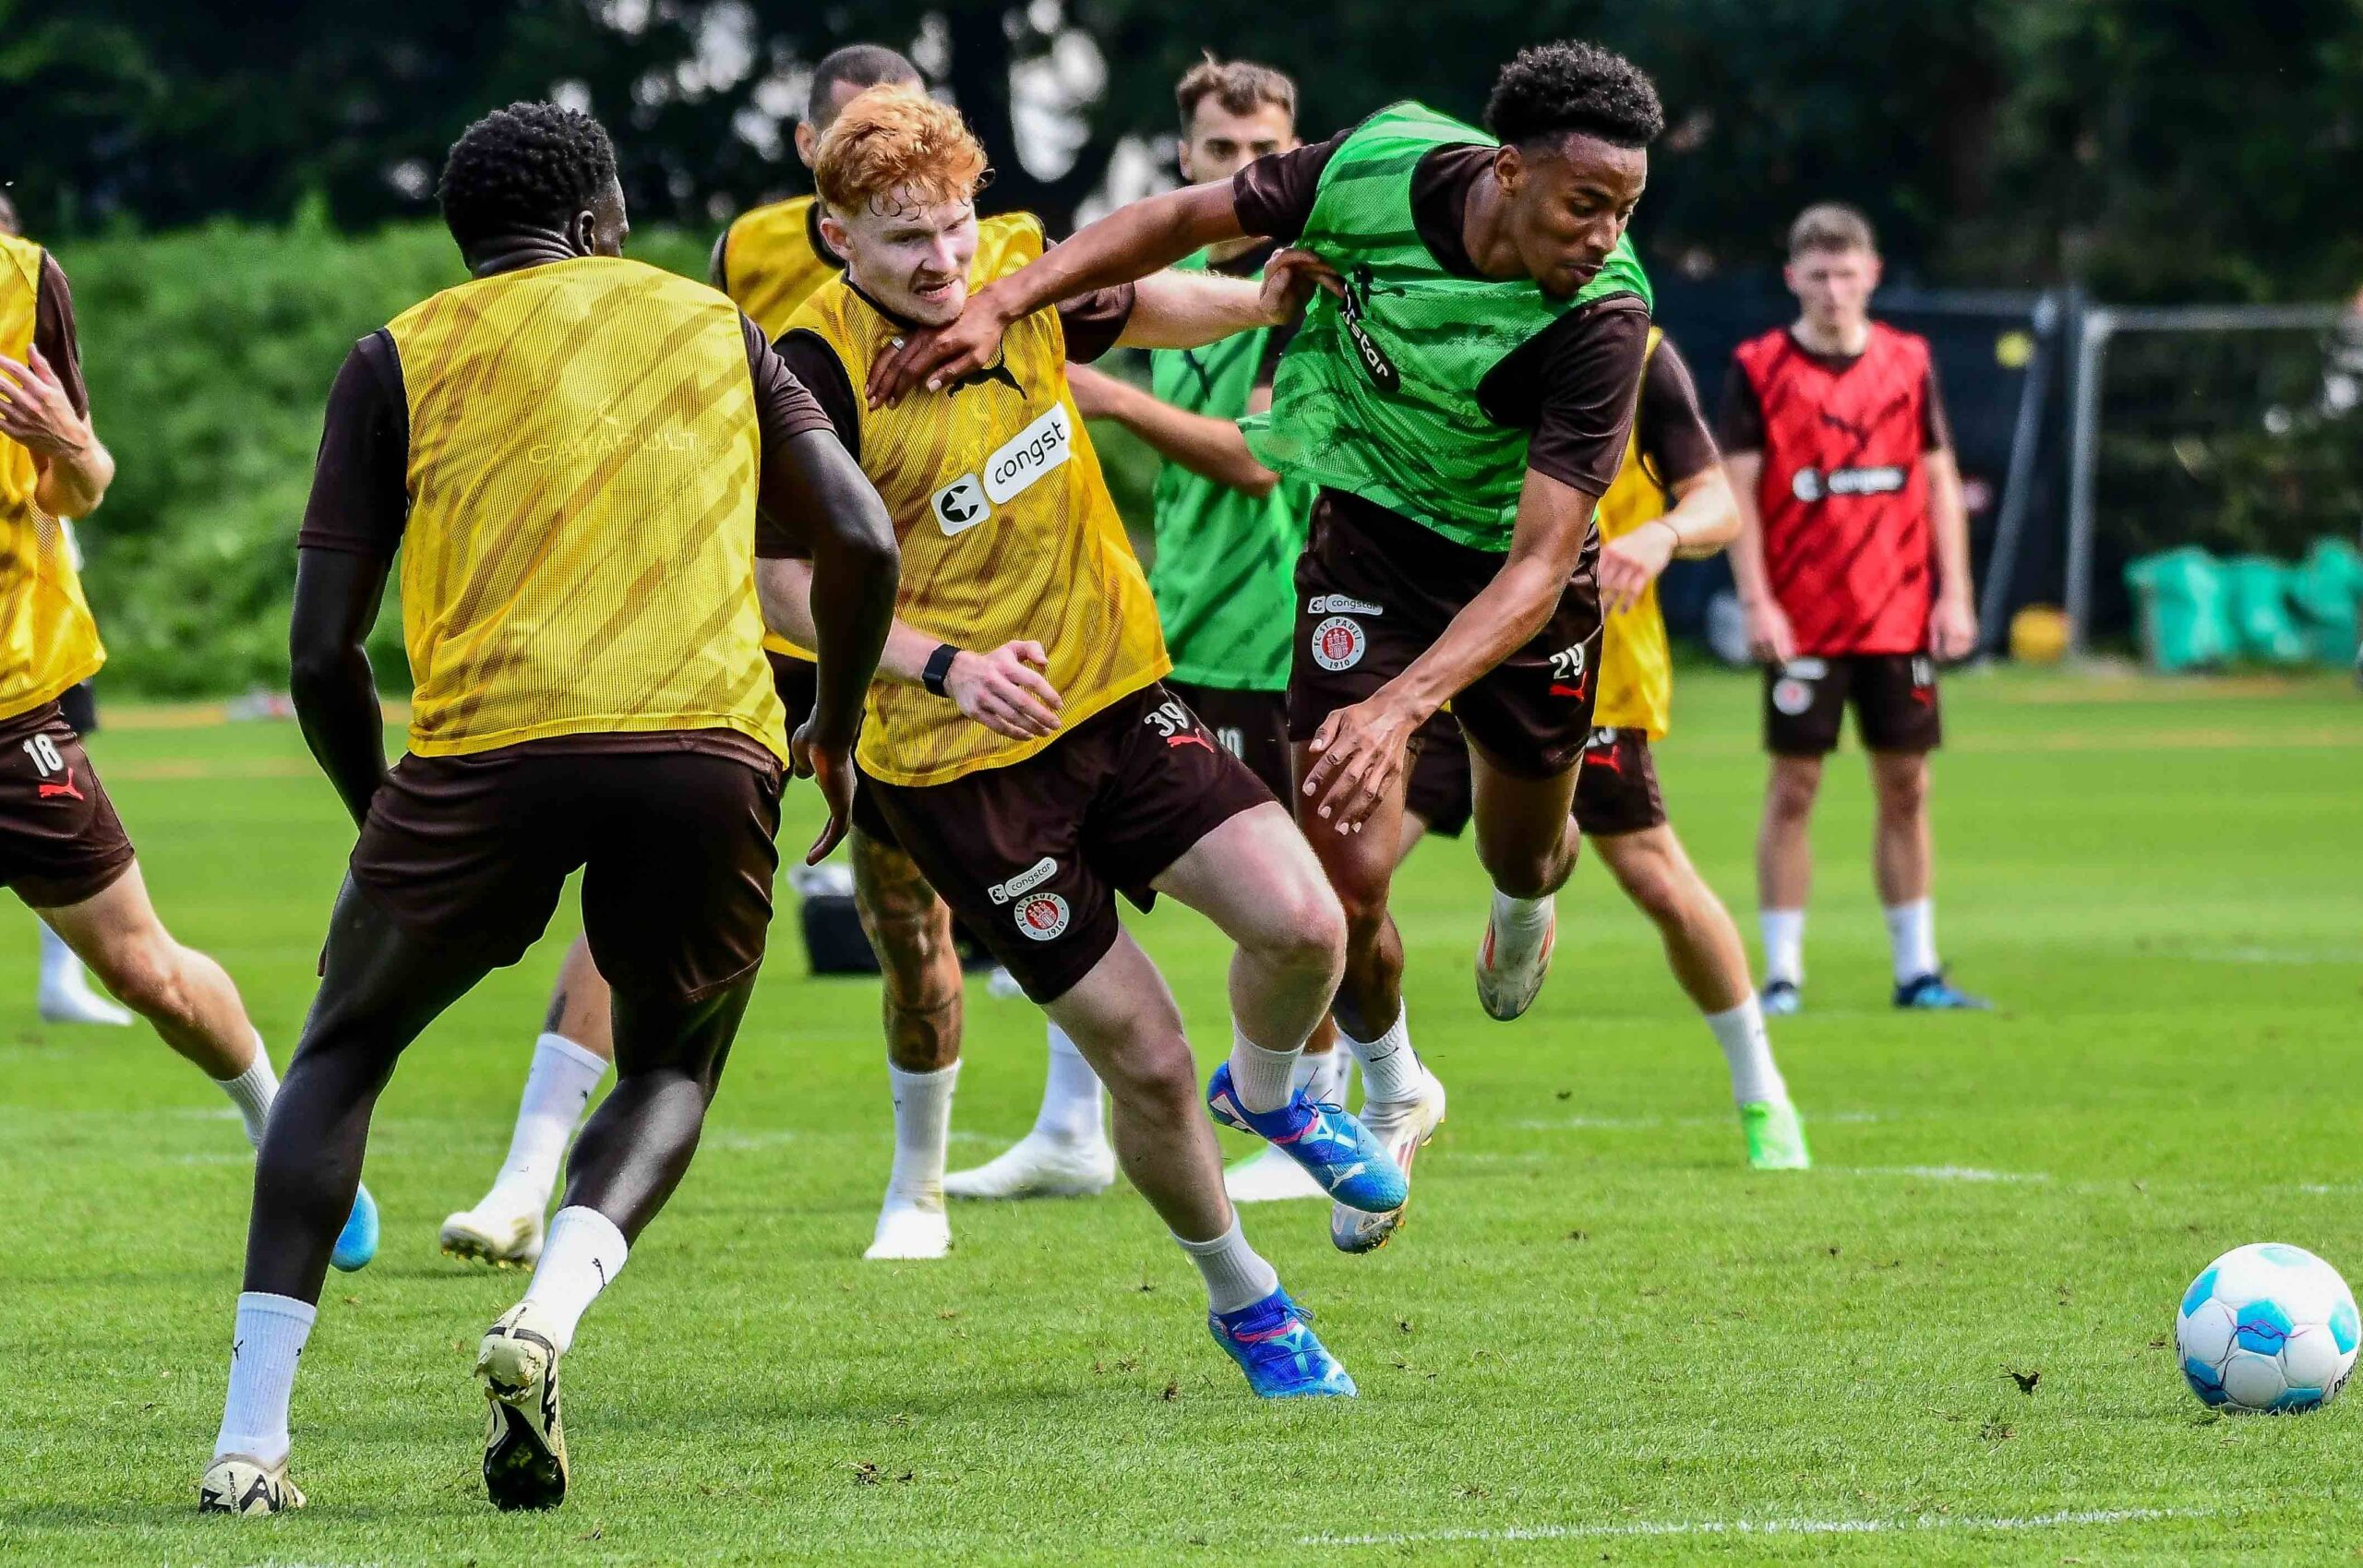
[
  {"x1": 1839, "y1": 1165, "x2": 2050, "y2": 1183},
  {"x1": 1300, "y1": 1504, "x2": 2207, "y2": 1548}
]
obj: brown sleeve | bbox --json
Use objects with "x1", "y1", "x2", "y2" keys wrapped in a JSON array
[
  {"x1": 1054, "y1": 284, "x2": 1137, "y2": 365},
  {"x1": 32, "y1": 256, "x2": 90, "y2": 420},
  {"x1": 1921, "y1": 358, "x2": 1954, "y2": 451},
  {"x1": 745, "y1": 316, "x2": 846, "y2": 559},
  {"x1": 296, "y1": 332, "x2": 412, "y2": 558},
  {"x1": 1230, "y1": 129, "x2": 1349, "y2": 244},
  {"x1": 1634, "y1": 337, "x2": 1720, "y2": 486},
  {"x1": 1525, "y1": 301, "x2": 1652, "y2": 497},
  {"x1": 1716, "y1": 358, "x2": 1767, "y2": 453}
]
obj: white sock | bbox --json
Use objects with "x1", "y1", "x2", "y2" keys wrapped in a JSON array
[
  {"x1": 1492, "y1": 887, "x2": 1553, "y2": 937},
  {"x1": 1029, "y1": 1023, "x2": 1105, "y2": 1145},
  {"x1": 1707, "y1": 997, "x2": 1786, "y2": 1107},
  {"x1": 1340, "y1": 1003, "x2": 1421, "y2": 1104},
  {"x1": 213, "y1": 1292, "x2": 316, "y2": 1464},
  {"x1": 1225, "y1": 1024, "x2": 1301, "y2": 1115},
  {"x1": 38, "y1": 923, "x2": 81, "y2": 992},
  {"x1": 1171, "y1": 1217, "x2": 1281, "y2": 1314},
  {"x1": 487, "y1": 1033, "x2": 609, "y2": 1213},
  {"x1": 1883, "y1": 898, "x2": 1938, "y2": 985},
  {"x1": 1299, "y1": 1047, "x2": 1349, "y2": 1106},
  {"x1": 213, "y1": 1040, "x2": 279, "y2": 1150},
  {"x1": 521, "y1": 1206, "x2": 629, "y2": 1355},
  {"x1": 1760, "y1": 908, "x2": 1805, "y2": 987},
  {"x1": 886, "y1": 1061, "x2": 959, "y2": 1204}
]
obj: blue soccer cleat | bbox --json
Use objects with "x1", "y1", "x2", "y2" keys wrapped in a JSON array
[
  {"x1": 1893, "y1": 971, "x2": 1991, "y2": 1011},
  {"x1": 1760, "y1": 978, "x2": 1802, "y2": 1017},
  {"x1": 1208, "y1": 1288, "x2": 1356, "y2": 1398},
  {"x1": 330, "y1": 1182, "x2": 379, "y2": 1273},
  {"x1": 1205, "y1": 1063, "x2": 1406, "y2": 1215}
]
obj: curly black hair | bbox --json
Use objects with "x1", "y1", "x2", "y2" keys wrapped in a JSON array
[
  {"x1": 1483, "y1": 41, "x2": 1663, "y2": 151},
  {"x1": 437, "y1": 102, "x2": 618, "y2": 251}
]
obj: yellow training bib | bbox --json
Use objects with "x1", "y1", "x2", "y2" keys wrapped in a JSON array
[
  {"x1": 1593, "y1": 327, "x2": 1674, "y2": 739},
  {"x1": 0, "y1": 233, "x2": 104, "y2": 722},
  {"x1": 788, "y1": 214, "x2": 1170, "y2": 787},
  {"x1": 385, "y1": 256, "x2": 785, "y2": 763}
]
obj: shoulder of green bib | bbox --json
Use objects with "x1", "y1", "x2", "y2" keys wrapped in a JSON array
[
  {"x1": 1577, "y1": 234, "x2": 1654, "y2": 314},
  {"x1": 1325, "y1": 102, "x2": 1492, "y2": 179}
]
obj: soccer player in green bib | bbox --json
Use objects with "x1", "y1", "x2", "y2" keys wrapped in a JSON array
[{"x1": 877, "y1": 41, "x2": 1663, "y2": 1251}]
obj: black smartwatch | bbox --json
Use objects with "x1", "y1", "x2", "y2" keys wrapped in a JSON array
[{"x1": 921, "y1": 642, "x2": 962, "y2": 699}]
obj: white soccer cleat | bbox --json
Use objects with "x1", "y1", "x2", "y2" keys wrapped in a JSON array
[
  {"x1": 477, "y1": 1302, "x2": 569, "y2": 1511},
  {"x1": 1224, "y1": 1143, "x2": 1328, "y2": 1203},
  {"x1": 440, "y1": 1198, "x2": 545, "y2": 1270},
  {"x1": 40, "y1": 970, "x2": 134, "y2": 1027},
  {"x1": 1475, "y1": 898, "x2": 1557, "y2": 1022},
  {"x1": 198, "y1": 1452, "x2": 305, "y2": 1515},
  {"x1": 864, "y1": 1195, "x2": 953, "y2": 1260},
  {"x1": 1330, "y1": 1063, "x2": 1446, "y2": 1254},
  {"x1": 942, "y1": 1131, "x2": 1118, "y2": 1201}
]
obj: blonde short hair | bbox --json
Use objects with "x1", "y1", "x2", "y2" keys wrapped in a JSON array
[
  {"x1": 813, "y1": 86, "x2": 990, "y2": 215},
  {"x1": 1788, "y1": 202, "x2": 1877, "y2": 259}
]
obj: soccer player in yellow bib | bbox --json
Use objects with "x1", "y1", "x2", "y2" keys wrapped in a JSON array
[
  {"x1": 1580, "y1": 327, "x2": 1808, "y2": 1169},
  {"x1": 437, "y1": 42, "x2": 946, "y2": 1270},
  {"x1": 0, "y1": 209, "x2": 384, "y2": 1259},
  {"x1": 763, "y1": 86, "x2": 1400, "y2": 1397},
  {"x1": 199, "y1": 102, "x2": 897, "y2": 1514}
]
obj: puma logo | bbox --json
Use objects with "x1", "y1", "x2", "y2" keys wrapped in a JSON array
[{"x1": 945, "y1": 363, "x2": 1022, "y2": 399}]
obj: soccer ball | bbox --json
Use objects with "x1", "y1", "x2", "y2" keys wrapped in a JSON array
[{"x1": 2176, "y1": 1243, "x2": 2360, "y2": 1412}]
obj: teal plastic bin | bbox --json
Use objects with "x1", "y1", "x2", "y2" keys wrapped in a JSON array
[
  {"x1": 2289, "y1": 538, "x2": 2363, "y2": 666},
  {"x1": 2124, "y1": 547, "x2": 2236, "y2": 672},
  {"x1": 2224, "y1": 555, "x2": 2310, "y2": 665}
]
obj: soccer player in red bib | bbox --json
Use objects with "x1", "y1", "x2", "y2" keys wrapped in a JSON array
[{"x1": 1721, "y1": 203, "x2": 1986, "y2": 1012}]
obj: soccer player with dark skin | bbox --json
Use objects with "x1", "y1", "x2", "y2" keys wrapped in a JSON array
[
  {"x1": 1722, "y1": 203, "x2": 1985, "y2": 1014},
  {"x1": 199, "y1": 102, "x2": 897, "y2": 1515},
  {"x1": 438, "y1": 41, "x2": 953, "y2": 1271},
  {"x1": 874, "y1": 42, "x2": 1663, "y2": 1251}
]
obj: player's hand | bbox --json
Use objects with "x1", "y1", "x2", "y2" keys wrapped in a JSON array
[
  {"x1": 790, "y1": 721, "x2": 858, "y2": 865},
  {"x1": 1062, "y1": 362, "x2": 1124, "y2": 420},
  {"x1": 0, "y1": 346, "x2": 90, "y2": 461},
  {"x1": 1599, "y1": 519, "x2": 1678, "y2": 618},
  {"x1": 1743, "y1": 598, "x2": 1796, "y2": 664},
  {"x1": 1929, "y1": 593, "x2": 1978, "y2": 663},
  {"x1": 1260, "y1": 248, "x2": 1341, "y2": 324},
  {"x1": 945, "y1": 641, "x2": 1063, "y2": 740},
  {"x1": 867, "y1": 285, "x2": 1014, "y2": 410},
  {"x1": 1301, "y1": 690, "x2": 1421, "y2": 834}
]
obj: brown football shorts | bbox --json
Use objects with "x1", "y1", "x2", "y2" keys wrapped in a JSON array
[
  {"x1": 1403, "y1": 708, "x2": 1473, "y2": 839},
  {"x1": 1572, "y1": 726, "x2": 1668, "y2": 837},
  {"x1": 863, "y1": 683, "x2": 1275, "y2": 1003},
  {"x1": 1168, "y1": 679, "x2": 1293, "y2": 801},
  {"x1": 1763, "y1": 653, "x2": 1942, "y2": 756},
  {"x1": 1289, "y1": 493, "x2": 1603, "y2": 779},
  {"x1": 350, "y1": 733, "x2": 784, "y2": 1005},
  {"x1": 0, "y1": 700, "x2": 136, "y2": 908}
]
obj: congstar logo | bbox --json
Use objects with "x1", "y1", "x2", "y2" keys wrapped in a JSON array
[{"x1": 1791, "y1": 465, "x2": 1908, "y2": 503}]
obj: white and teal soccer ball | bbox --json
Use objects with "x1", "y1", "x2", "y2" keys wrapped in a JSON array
[{"x1": 2177, "y1": 1243, "x2": 2359, "y2": 1413}]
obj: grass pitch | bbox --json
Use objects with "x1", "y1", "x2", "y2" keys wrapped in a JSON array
[{"x1": 1, "y1": 666, "x2": 2358, "y2": 1564}]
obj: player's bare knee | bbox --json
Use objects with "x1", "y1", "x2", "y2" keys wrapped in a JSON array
[
  {"x1": 1872, "y1": 758, "x2": 1930, "y2": 820},
  {"x1": 1480, "y1": 842, "x2": 1568, "y2": 902},
  {"x1": 1766, "y1": 766, "x2": 1822, "y2": 823},
  {"x1": 1257, "y1": 874, "x2": 1346, "y2": 981},
  {"x1": 88, "y1": 936, "x2": 187, "y2": 1024}
]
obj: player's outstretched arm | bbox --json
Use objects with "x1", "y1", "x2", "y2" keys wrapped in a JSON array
[
  {"x1": 869, "y1": 181, "x2": 1247, "y2": 408},
  {"x1": 759, "y1": 558, "x2": 1063, "y2": 748},
  {"x1": 1599, "y1": 466, "x2": 1738, "y2": 617},
  {"x1": 1301, "y1": 469, "x2": 1601, "y2": 832},
  {"x1": 1066, "y1": 363, "x2": 1278, "y2": 498},
  {"x1": 1112, "y1": 260, "x2": 1327, "y2": 353},
  {"x1": 288, "y1": 548, "x2": 393, "y2": 830}
]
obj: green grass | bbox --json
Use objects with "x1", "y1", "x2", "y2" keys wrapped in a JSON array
[{"x1": 2, "y1": 667, "x2": 2359, "y2": 1564}]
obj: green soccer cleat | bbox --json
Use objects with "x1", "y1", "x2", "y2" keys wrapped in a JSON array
[{"x1": 1741, "y1": 1100, "x2": 1810, "y2": 1171}]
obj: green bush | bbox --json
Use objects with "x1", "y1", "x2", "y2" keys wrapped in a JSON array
[{"x1": 55, "y1": 214, "x2": 713, "y2": 696}]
